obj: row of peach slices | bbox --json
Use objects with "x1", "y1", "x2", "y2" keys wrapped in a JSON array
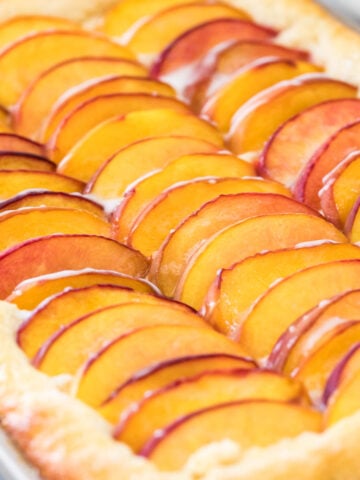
[{"x1": 0, "y1": 0, "x2": 359, "y2": 472}]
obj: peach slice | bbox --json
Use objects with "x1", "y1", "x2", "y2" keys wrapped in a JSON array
[
  {"x1": 115, "y1": 369, "x2": 307, "y2": 451},
  {"x1": 75, "y1": 324, "x2": 247, "y2": 407},
  {"x1": 142, "y1": 400, "x2": 322, "y2": 471},
  {"x1": 0, "y1": 15, "x2": 80, "y2": 52},
  {"x1": 227, "y1": 76, "x2": 357, "y2": 155},
  {"x1": 102, "y1": 0, "x2": 205, "y2": 37},
  {"x1": 35, "y1": 302, "x2": 208, "y2": 375},
  {"x1": 114, "y1": 154, "x2": 255, "y2": 242},
  {"x1": 124, "y1": 177, "x2": 290, "y2": 255},
  {"x1": 0, "y1": 152, "x2": 54, "y2": 171},
  {"x1": 17, "y1": 284, "x2": 168, "y2": 359},
  {"x1": 0, "y1": 30, "x2": 135, "y2": 107},
  {"x1": 202, "y1": 59, "x2": 320, "y2": 132},
  {"x1": 204, "y1": 243, "x2": 360, "y2": 336},
  {"x1": 326, "y1": 368, "x2": 360, "y2": 425},
  {"x1": 0, "y1": 207, "x2": 111, "y2": 253},
  {"x1": 0, "y1": 191, "x2": 104, "y2": 218},
  {"x1": 0, "y1": 234, "x2": 149, "y2": 299},
  {"x1": 127, "y1": 3, "x2": 250, "y2": 62},
  {"x1": 87, "y1": 136, "x2": 219, "y2": 199},
  {"x1": 239, "y1": 259, "x2": 360, "y2": 360},
  {"x1": 0, "y1": 171, "x2": 84, "y2": 199},
  {"x1": 270, "y1": 289, "x2": 360, "y2": 374},
  {"x1": 152, "y1": 193, "x2": 319, "y2": 297},
  {"x1": 42, "y1": 76, "x2": 175, "y2": 142},
  {"x1": 175, "y1": 214, "x2": 346, "y2": 310},
  {"x1": 8, "y1": 269, "x2": 156, "y2": 310},
  {"x1": 152, "y1": 20, "x2": 276, "y2": 97},
  {"x1": 260, "y1": 99, "x2": 360, "y2": 187},
  {"x1": 48, "y1": 94, "x2": 189, "y2": 161},
  {"x1": 0, "y1": 104, "x2": 9, "y2": 124},
  {"x1": 0, "y1": 133, "x2": 44, "y2": 156},
  {"x1": 99, "y1": 354, "x2": 256, "y2": 423},
  {"x1": 14, "y1": 57, "x2": 147, "y2": 141},
  {"x1": 344, "y1": 196, "x2": 360, "y2": 243},
  {"x1": 295, "y1": 321, "x2": 360, "y2": 403},
  {"x1": 294, "y1": 120, "x2": 360, "y2": 209},
  {"x1": 285, "y1": 319, "x2": 360, "y2": 382},
  {"x1": 56, "y1": 109, "x2": 223, "y2": 179},
  {"x1": 320, "y1": 151, "x2": 360, "y2": 227},
  {"x1": 192, "y1": 40, "x2": 309, "y2": 110},
  {"x1": 323, "y1": 343, "x2": 360, "y2": 404}
]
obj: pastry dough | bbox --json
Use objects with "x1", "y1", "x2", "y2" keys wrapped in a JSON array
[{"x1": 0, "y1": 1, "x2": 360, "y2": 479}]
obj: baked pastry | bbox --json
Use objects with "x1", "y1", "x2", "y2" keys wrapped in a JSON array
[{"x1": 0, "y1": 1, "x2": 359, "y2": 479}]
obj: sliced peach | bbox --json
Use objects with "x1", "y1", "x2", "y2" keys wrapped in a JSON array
[
  {"x1": 142, "y1": 400, "x2": 322, "y2": 471},
  {"x1": 260, "y1": 99, "x2": 360, "y2": 187},
  {"x1": 228, "y1": 76, "x2": 357, "y2": 155},
  {"x1": 14, "y1": 57, "x2": 147, "y2": 141},
  {"x1": 0, "y1": 207, "x2": 111, "y2": 253},
  {"x1": 152, "y1": 20, "x2": 276, "y2": 98},
  {"x1": 0, "y1": 15, "x2": 79, "y2": 51},
  {"x1": 103, "y1": 0, "x2": 204, "y2": 37},
  {"x1": 0, "y1": 171, "x2": 84, "y2": 199},
  {"x1": 294, "y1": 120, "x2": 360, "y2": 210},
  {"x1": 48, "y1": 94, "x2": 189, "y2": 160},
  {"x1": 0, "y1": 123, "x2": 13, "y2": 134},
  {"x1": 240, "y1": 259, "x2": 360, "y2": 360},
  {"x1": 127, "y1": 3, "x2": 250, "y2": 62},
  {"x1": 152, "y1": 193, "x2": 320, "y2": 297},
  {"x1": 34, "y1": 301, "x2": 208, "y2": 376},
  {"x1": 295, "y1": 321, "x2": 360, "y2": 403},
  {"x1": 326, "y1": 368, "x2": 360, "y2": 425},
  {"x1": 0, "y1": 30, "x2": 135, "y2": 107},
  {"x1": 284, "y1": 313, "x2": 359, "y2": 382},
  {"x1": 17, "y1": 284, "x2": 169, "y2": 359},
  {"x1": 204, "y1": 243, "x2": 360, "y2": 336},
  {"x1": 0, "y1": 234, "x2": 149, "y2": 299},
  {"x1": 0, "y1": 191, "x2": 104, "y2": 218},
  {"x1": 75, "y1": 324, "x2": 247, "y2": 407},
  {"x1": 344, "y1": 197, "x2": 360, "y2": 243},
  {"x1": 202, "y1": 59, "x2": 320, "y2": 132},
  {"x1": 324, "y1": 343, "x2": 360, "y2": 404},
  {"x1": 114, "y1": 154, "x2": 255, "y2": 242},
  {"x1": 8, "y1": 269, "x2": 156, "y2": 310},
  {"x1": 56, "y1": 109, "x2": 223, "y2": 179},
  {"x1": 0, "y1": 133, "x2": 44, "y2": 156},
  {"x1": 0, "y1": 152, "x2": 54, "y2": 171},
  {"x1": 270, "y1": 289, "x2": 360, "y2": 374},
  {"x1": 175, "y1": 214, "x2": 346, "y2": 310},
  {"x1": 192, "y1": 40, "x2": 309, "y2": 110},
  {"x1": 87, "y1": 136, "x2": 219, "y2": 199},
  {"x1": 99, "y1": 354, "x2": 255, "y2": 423},
  {"x1": 42, "y1": 76, "x2": 175, "y2": 142},
  {"x1": 320, "y1": 151, "x2": 360, "y2": 227},
  {"x1": 0, "y1": 103, "x2": 9, "y2": 123},
  {"x1": 124, "y1": 177, "x2": 290, "y2": 255},
  {"x1": 115, "y1": 369, "x2": 307, "y2": 451}
]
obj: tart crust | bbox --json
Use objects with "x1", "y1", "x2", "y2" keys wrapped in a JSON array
[{"x1": 0, "y1": 1, "x2": 359, "y2": 479}]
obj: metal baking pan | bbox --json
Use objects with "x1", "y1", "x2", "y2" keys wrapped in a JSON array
[
  {"x1": 0, "y1": 428, "x2": 40, "y2": 480},
  {"x1": 318, "y1": 0, "x2": 360, "y2": 30}
]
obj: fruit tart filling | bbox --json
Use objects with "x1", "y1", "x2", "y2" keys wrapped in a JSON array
[{"x1": 0, "y1": 0, "x2": 359, "y2": 477}]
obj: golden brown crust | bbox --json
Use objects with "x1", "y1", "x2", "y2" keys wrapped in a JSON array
[
  {"x1": 0, "y1": 1, "x2": 360, "y2": 479},
  {"x1": 228, "y1": 0, "x2": 360, "y2": 90},
  {"x1": 2, "y1": 298, "x2": 360, "y2": 480},
  {"x1": 0, "y1": 0, "x2": 118, "y2": 24}
]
